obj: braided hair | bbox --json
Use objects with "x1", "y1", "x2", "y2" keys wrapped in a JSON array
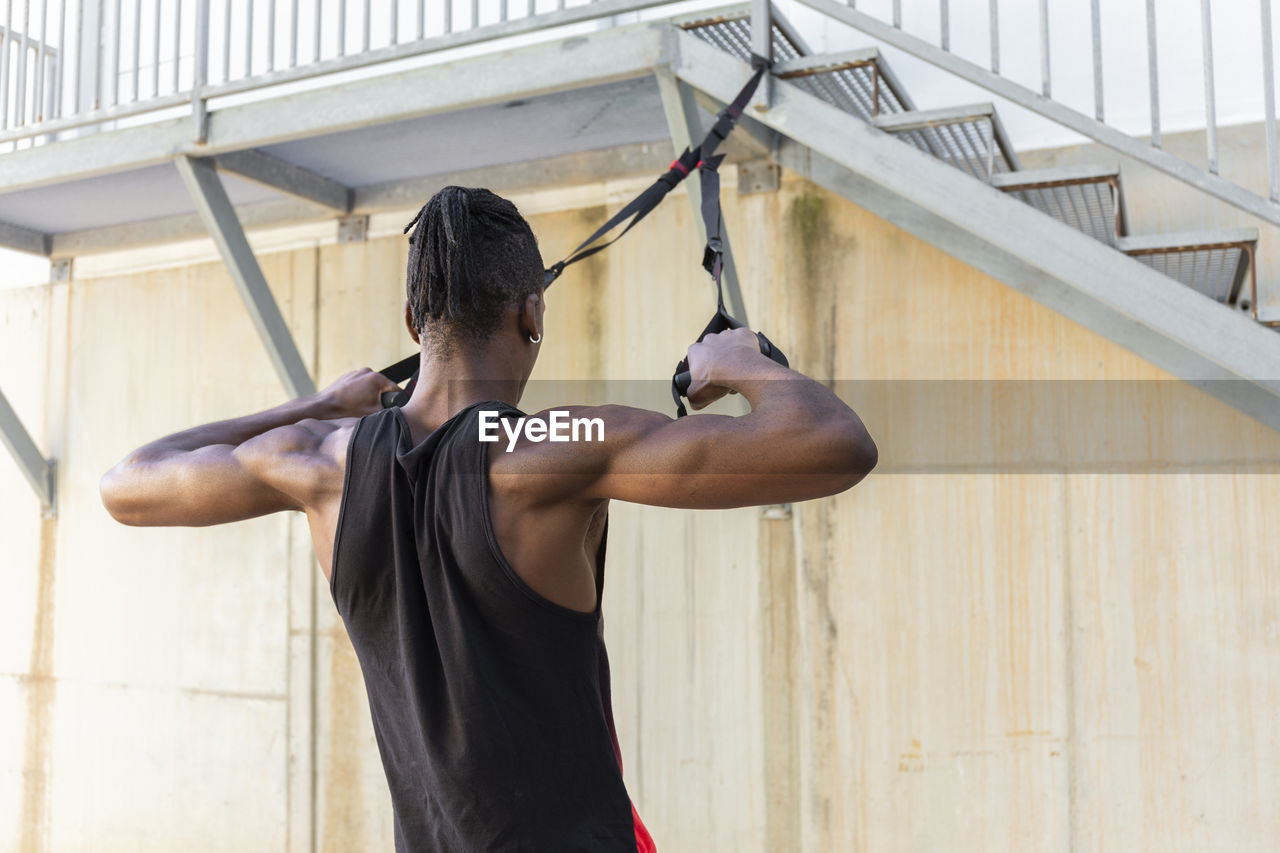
[{"x1": 403, "y1": 186, "x2": 544, "y2": 354}]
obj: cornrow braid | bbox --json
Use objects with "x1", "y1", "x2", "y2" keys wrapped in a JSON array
[{"x1": 404, "y1": 186, "x2": 544, "y2": 354}]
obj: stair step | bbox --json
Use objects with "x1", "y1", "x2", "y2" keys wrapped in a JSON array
[
  {"x1": 991, "y1": 164, "x2": 1128, "y2": 247},
  {"x1": 1117, "y1": 229, "x2": 1258, "y2": 309},
  {"x1": 875, "y1": 103, "x2": 1020, "y2": 181},
  {"x1": 773, "y1": 48, "x2": 913, "y2": 121},
  {"x1": 675, "y1": 6, "x2": 1271, "y2": 328},
  {"x1": 677, "y1": 6, "x2": 804, "y2": 75}
]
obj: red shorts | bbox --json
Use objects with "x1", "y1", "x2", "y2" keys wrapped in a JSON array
[{"x1": 631, "y1": 800, "x2": 656, "y2": 852}]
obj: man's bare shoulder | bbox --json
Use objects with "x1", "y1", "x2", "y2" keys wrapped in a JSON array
[
  {"x1": 485, "y1": 404, "x2": 672, "y2": 509},
  {"x1": 234, "y1": 415, "x2": 363, "y2": 507},
  {"x1": 488, "y1": 404, "x2": 667, "y2": 469},
  {"x1": 295, "y1": 416, "x2": 362, "y2": 465}
]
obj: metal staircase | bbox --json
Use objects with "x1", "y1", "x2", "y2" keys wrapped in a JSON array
[{"x1": 679, "y1": 6, "x2": 1267, "y2": 325}]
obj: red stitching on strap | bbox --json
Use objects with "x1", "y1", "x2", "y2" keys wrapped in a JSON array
[{"x1": 669, "y1": 159, "x2": 690, "y2": 176}]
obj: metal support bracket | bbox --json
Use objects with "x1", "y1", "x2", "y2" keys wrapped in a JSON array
[
  {"x1": 216, "y1": 149, "x2": 353, "y2": 212},
  {"x1": 0, "y1": 388, "x2": 55, "y2": 514},
  {"x1": 337, "y1": 214, "x2": 369, "y2": 243},
  {"x1": 175, "y1": 154, "x2": 316, "y2": 399},
  {"x1": 739, "y1": 160, "x2": 780, "y2": 195},
  {"x1": 655, "y1": 69, "x2": 751, "y2": 324},
  {"x1": 761, "y1": 503, "x2": 792, "y2": 520},
  {"x1": 0, "y1": 220, "x2": 51, "y2": 256}
]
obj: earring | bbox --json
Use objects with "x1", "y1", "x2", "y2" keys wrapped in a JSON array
[{"x1": 528, "y1": 332, "x2": 542, "y2": 344}]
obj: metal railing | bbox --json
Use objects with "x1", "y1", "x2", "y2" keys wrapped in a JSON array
[
  {"x1": 0, "y1": 0, "x2": 710, "y2": 149},
  {"x1": 0, "y1": 11, "x2": 62, "y2": 133},
  {"x1": 797, "y1": 0, "x2": 1280, "y2": 227}
]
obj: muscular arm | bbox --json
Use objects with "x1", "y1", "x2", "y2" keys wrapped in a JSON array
[
  {"x1": 493, "y1": 329, "x2": 876, "y2": 510},
  {"x1": 99, "y1": 369, "x2": 396, "y2": 526}
]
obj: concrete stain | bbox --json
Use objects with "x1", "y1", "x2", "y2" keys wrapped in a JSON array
[
  {"x1": 568, "y1": 205, "x2": 608, "y2": 381},
  {"x1": 19, "y1": 517, "x2": 57, "y2": 853},
  {"x1": 785, "y1": 192, "x2": 847, "y2": 381}
]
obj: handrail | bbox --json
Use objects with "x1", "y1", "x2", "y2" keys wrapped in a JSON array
[
  {"x1": 795, "y1": 0, "x2": 1280, "y2": 227},
  {"x1": 0, "y1": 0, "x2": 712, "y2": 150}
]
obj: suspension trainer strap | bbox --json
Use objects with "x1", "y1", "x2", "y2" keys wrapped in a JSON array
[
  {"x1": 669, "y1": 60, "x2": 789, "y2": 417},
  {"x1": 542, "y1": 56, "x2": 770, "y2": 288},
  {"x1": 378, "y1": 354, "x2": 420, "y2": 409},
  {"x1": 668, "y1": 150, "x2": 789, "y2": 417},
  {"x1": 379, "y1": 57, "x2": 773, "y2": 408}
]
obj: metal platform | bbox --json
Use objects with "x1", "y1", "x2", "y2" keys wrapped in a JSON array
[{"x1": 0, "y1": 23, "x2": 678, "y2": 256}]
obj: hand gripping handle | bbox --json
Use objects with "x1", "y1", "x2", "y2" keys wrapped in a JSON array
[
  {"x1": 672, "y1": 331, "x2": 787, "y2": 396},
  {"x1": 378, "y1": 354, "x2": 420, "y2": 409},
  {"x1": 670, "y1": 311, "x2": 789, "y2": 417}
]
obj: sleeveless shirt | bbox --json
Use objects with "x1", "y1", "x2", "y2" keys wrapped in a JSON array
[{"x1": 329, "y1": 402, "x2": 639, "y2": 852}]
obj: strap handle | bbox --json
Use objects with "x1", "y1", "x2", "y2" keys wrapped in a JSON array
[{"x1": 670, "y1": 307, "x2": 788, "y2": 418}]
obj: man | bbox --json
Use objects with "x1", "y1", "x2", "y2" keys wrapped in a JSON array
[{"x1": 100, "y1": 186, "x2": 877, "y2": 851}]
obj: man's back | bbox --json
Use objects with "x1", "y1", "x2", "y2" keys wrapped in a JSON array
[{"x1": 333, "y1": 402, "x2": 637, "y2": 852}]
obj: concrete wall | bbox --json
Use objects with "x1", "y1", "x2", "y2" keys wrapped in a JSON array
[{"x1": 1, "y1": 161, "x2": 1278, "y2": 852}]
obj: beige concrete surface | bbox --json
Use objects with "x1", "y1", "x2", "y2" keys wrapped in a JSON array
[{"x1": 0, "y1": 148, "x2": 1276, "y2": 852}]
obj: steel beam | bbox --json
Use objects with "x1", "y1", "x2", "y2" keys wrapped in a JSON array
[
  {"x1": 175, "y1": 155, "x2": 316, "y2": 399},
  {"x1": 0, "y1": 388, "x2": 55, "y2": 512},
  {"x1": 49, "y1": 198, "x2": 329, "y2": 257},
  {"x1": 874, "y1": 101, "x2": 997, "y2": 132},
  {"x1": 0, "y1": 220, "x2": 51, "y2": 255},
  {"x1": 351, "y1": 141, "x2": 675, "y2": 212},
  {"x1": 197, "y1": 24, "x2": 663, "y2": 158},
  {"x1": 989, "y1": 163, "x2": 1122, "y2": 190},
  {"x1": 674, "y1": 31, "x2": 1280, "y2": 430},
  {"x1": 655, "y1": 69, "x2": 751, "y2": 323},
  {"x1": 50, "y1": 142, "x2": 682, "y2": 257},
  {"x1": 794, "y1": 0, "x2": 1280, "y2": 228},
  {"x1": 773, "y1": 48, "x2": 882, "y2": 77},
  {"x1": 1117, "y1": 228, "x2": 1259, "y2": 254},
  {"x1": 215, "y1": 150, "x2": 353, "y2": 212}
]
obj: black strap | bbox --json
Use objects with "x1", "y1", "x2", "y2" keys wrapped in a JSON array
[
  {"x1": 378, "y1": 353, "x2": 419, "y2": 408},
  {"x1": 669, "y1": 66, "x2": 789, "y2": 417},
  {"x1": 378, "y1": 56, "x2": 774, "y2": 409},
  {"x1": 542, "y1": 55, "x2": 770, "y2": 288}
]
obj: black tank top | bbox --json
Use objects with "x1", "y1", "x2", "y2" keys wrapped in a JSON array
[{"x1": 329, "y1": 402, "x2": 638, "y2": 852}]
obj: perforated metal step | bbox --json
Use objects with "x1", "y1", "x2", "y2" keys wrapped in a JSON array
[
  {"x1": 992, "y1": 164, "x2": 1128, "y2": 247},
  {"x1": 678, "y1": 7, "x2": 804, "y2": 70},
  {"x1": 1118, "y1": 229, "x2": 1259, "y2": 311},
  {"x1": 772, "y1": 48, "x2": 911, "y2": 122},
  {"x1": 875, "y1": 103, "x2": 1020, "y2": 181}
]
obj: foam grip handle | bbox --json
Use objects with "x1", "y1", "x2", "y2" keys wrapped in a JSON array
[
  {"x1": 755, "y1": 331, "x2": 789, "y2": 369},
  {"x1": 674, "y1": 369, "x2": 692, "y2": 396},
  {"x1": 380, "y1": 389, "x2": 402, "y2": 409}
]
